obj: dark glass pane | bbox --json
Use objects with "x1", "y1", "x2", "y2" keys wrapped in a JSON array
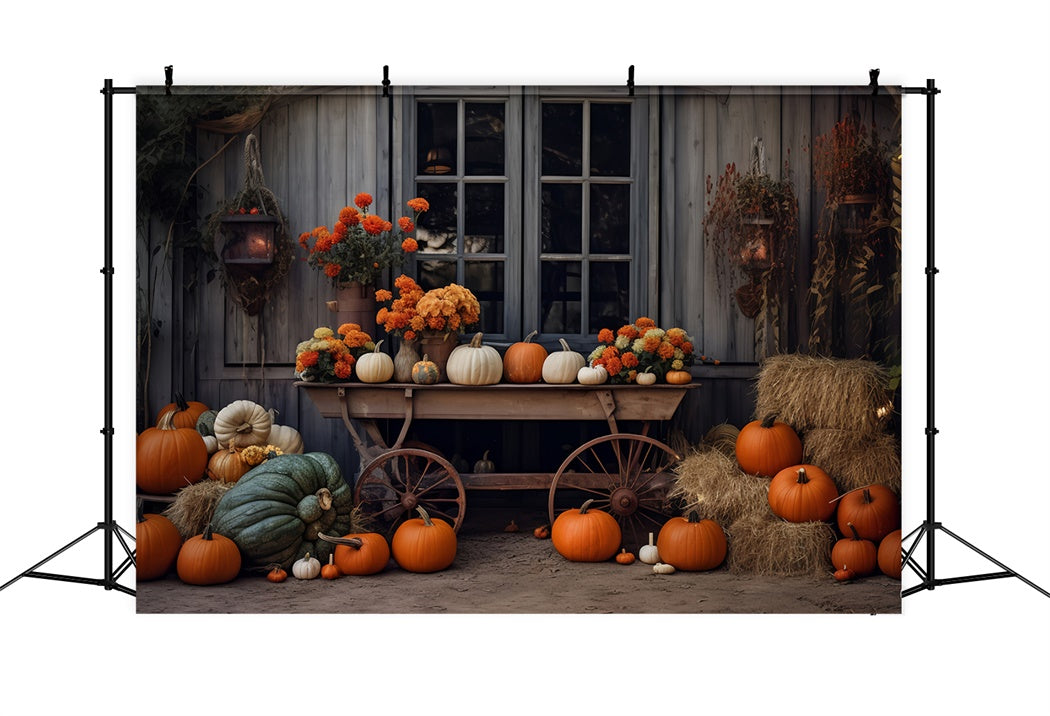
[
  {"x1": 542, "y1": 102, "x2": 582, "y2": 176},
  {"x1": 541, "y1": 183, "x2": 581, "y2": 254},
  {"x1": 465, "y1": 261, "x2": 504, "y2": 334},
  {"x1": 590, "y1": 103, "x2": 631, "y2": 176},
  {"x1": 541, "y1": 261, "x2": 581, "y2": 334},
  {"x1": 418, "y1": 259, "x2": 457, "y2": 291},
  {"x1": 415, "y1": 183, "x2": 457, "y2": 254},
  {"x1": 417, "y1": 102, "x2": 457, "y2": 176},
  {"x1": 589, "y1": 262, "x2": 630, "y2": 333},
  {"x1": 464, "y1": 183, "x2": 504, "y2": 253},
  {"x1": 465, "y1": 103, "x2": 505, "y2": 176},
  {"x1": 589, "y1": 184, "x2": 630, "y2": 254}
]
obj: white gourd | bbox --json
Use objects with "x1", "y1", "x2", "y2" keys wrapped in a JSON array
[
  {"x1": 635, "y1": 369, "x2": 657, "y2": 386},
  {"x1": 213, "y1": 400, "x2": 272, "y2": 449},
  {"x1": 576, "y1": 364, "x2": 608, "y2": 386},
  {"x1": 541, "y1": 338, "x2": 587, "y2": 384},
  {"x1": 266, "y1": 409, "x2": 304, "y2": 454},
  {"x1": 446, "y1": 332, "x2": 503, "y2": 385},
  {"x1": 356, "y1": 341, "x2": 395, "y2": 383},
  {"x1": 292, "y1": 552, "x2": 321, "y2": 580},
  {"x1": 652, "y1": 562, "x2": 676, "y2": 575},
  {"x1": 638, "y1": 532, "x2": 660, "y2": 564}
]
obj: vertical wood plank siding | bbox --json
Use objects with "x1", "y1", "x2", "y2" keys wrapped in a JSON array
[{"x1": 141, "y1": 87, "x2": 898, "y2": 472}]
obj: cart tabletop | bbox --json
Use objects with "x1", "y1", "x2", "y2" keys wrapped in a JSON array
[{"x1": 295, "y1": 381, "x2": 697, "y2": 423}]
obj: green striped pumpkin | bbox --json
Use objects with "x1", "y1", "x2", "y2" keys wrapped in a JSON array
[{"x1": 209, "y1": 452, "x2": 354, "y2": 569}]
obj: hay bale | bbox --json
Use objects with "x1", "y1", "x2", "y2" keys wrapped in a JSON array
[
  {"x1": 702, "y1": 422, "x2": 740, "y2": 458},
  {"x1": 726, "y1": 515, "x2": 836, "y2": 577},
  {"x1": 669, "y1": 448, "x2": 770, "y2": 526},
  {"x1": 163, "y1": 479, "x2": 233, "y2": 540},
  {"x1": 803, "y1": 428, "x2": 901, "y2": 495},
  {"x1": 754, "y1": 353, "x2": 894, "y2": 436}
]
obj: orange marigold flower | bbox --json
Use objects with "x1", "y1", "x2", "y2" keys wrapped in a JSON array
[
  {"x1": 324, "y1": 263, "x2": 342, "y2": 278},
  {"x1": 666, "y1": 327, "x2": 687, "y2": 347},
  {"x1": 295, "y1": 357, "x2": 305, "y2": 372},
  {"x1": 343, "y1": 330, "x2": 370, "y2": 348},
  {"x1": 398, "y1": 217, "x2": 415, "y2": 232},
  {"x1": 635, "y1": 316, "x2": 656, "y2": 330},
  {"x1": 401, "y1": 238, "x2": 418, "y2": 253},
  {"x1": 354, "y1": 193, "x2": 373, "y2": 209},
  {"x1": 376, "y1": 307, "x2": 389, "y2": 324},
  {"x1": 598, "y1": 328, "x2": 615, "y2": 344},
  {"x1": 621, "y1": 351, "x2": 639, "y2": 368},
  {"x1": 605, "y1": 357, "x2": 623, "y2": 376},
  {"x1": 332, "y1": 221, "x2": 349, "y2": 241},
  {"x1": 375, "y1": 289, "x2": 393, "y2": 302},
  {"x1": 406, "y1": 197, "x2": 430, "y2": 213},
  {"x1": 361, "y1": 215, "x2": 387, "y2": 235},
  {"x1": 334, "y1": 361, "x2": 353, "y2": 380},
  {"x1": 338, "y1": 323, "x2": 361, "y2": 335},
  {"x1": 681, "y1": 341, "x2": 694, "y2": 355},
  {"x1": 299, "y1": 351, "x2": 319, "y2": 367},
  {"x1": 658, "y1": 341, "x2": 675, "y2": 359},
  {"x1": 383, "y1": 220, "x2": 393, "y2": 232},
  {"x1": 617, "y1": 324, "x2": 640, "y2": 340},
  {"x1": 410, "y1": 316, "x2": 425, "y2": 332},
  {"x1": 298, "y1": 231, "x2": 311, "y2": 249},
  {"x1": 601, "y1": 346, "x2": 620, "y2": 359}
]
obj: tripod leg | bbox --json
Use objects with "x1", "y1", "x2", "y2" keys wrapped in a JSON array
[
  {"x1": 937, "y1": 525, "x2": 1050, "y2": 599},
  {"x1": 901, "y1": 523, "x2": 929, "y2": 582},
  {"x1": 0, "y1": 525, "x2": 103, "y2": 592}
]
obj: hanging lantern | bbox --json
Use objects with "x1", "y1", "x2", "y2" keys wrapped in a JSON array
[{"x1": 220, "y1": 213, "x2": 279, "y2": 268}]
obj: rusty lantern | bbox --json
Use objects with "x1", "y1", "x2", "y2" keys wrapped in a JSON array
[{"x1": 218, "y1": 213, "x2": 280, "y2": 315}]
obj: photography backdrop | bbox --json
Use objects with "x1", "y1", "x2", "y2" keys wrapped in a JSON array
[{"x1": 1, "y1": 2, "x2": 1048, "y2": 714}]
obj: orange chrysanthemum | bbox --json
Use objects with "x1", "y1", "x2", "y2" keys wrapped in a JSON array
[
  {"x1": 338, "y1": 323, "x2": 361, "y2": 335},
  {"x1": 375, "y1": 289, "x2": 393, "y2": 302},
  {"x1": 635, "y1": 316, "x2": 656, "y2": 330},
  {"x1": 621, "y1": 351, "x2": 639, "y2": 369},
  {"x1": 406, "y1": 197, "x2": 430, "y2": 212},
  {"x1": 324, "y1": 263, "x2": 342, "y2": 278},
  {"x1": 403, "y1": 330, "x2": 417, "y2": 341},
  {"x1": 333, "y1": 361, "x2": 353, "y2": 380},
  {"x1": 398, "y1": 217, "x2": 415, "y2": 232},
  {"x1": 657, "y1": 341, "x2": 675, "y2": 359},
  {"x1": 339, "y1": 206, "x2": 360, "y2": 225},
  {"x1": 598, "y1": 328, "x2": 615, "y2": 344},
  {"x1": 299, "y1": 351, "x2": 319, "y2": 367},
  {"x1": 401, "y1": 238, "x2": 418, "y2": 253},
  {"x1": 354, "y1": 193, "x2": 373, "y2": 209},
  {"x1": 361, "y1": 215, "x2": 387, "y2": 236},
  {"x1": 617, "y1": 324, "x2": 640, "y2": 340}
]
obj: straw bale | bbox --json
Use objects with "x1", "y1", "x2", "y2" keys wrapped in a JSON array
[
  {"x1": 754, "y1": 353, "x2": 894, "y2": 435},
  {"x1": 669, "y1": 448, "x2": 770, "y2": 526},
  {"x1": 702, "y1": 422, "x2": 740, "y2": 458},
  {"x1": 726, "y1": 514, "x2": 836, "y2": 577},
  {"x1": 803, "y1": 428, "x2": 901, "y2": 495},
  {"x1": 163, "y1": 479, "x2": 233, "y2": 540}
]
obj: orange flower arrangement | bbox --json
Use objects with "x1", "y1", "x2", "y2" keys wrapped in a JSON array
[
  {"x1": 294, "y1": 325, "x2": 376, "y2": 382},
  {"x1": 415, "y1": 283, "x2": 481, "y2": 336},
  {"x1": 299, "y1": 193, "x2": 429, "y2": 287},
  {"x1": 375, "y1": 274, "x2": 426, "y2": 341},
  {"x1": 587, "y1": 317, "x2": 718, "y2": 383}
]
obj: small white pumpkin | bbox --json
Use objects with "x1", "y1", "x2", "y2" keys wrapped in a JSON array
[
  {"x1": 292, "y1": 552, "x2": 321, "y2": 580},
  {"x1": 542, "y1": 338, "x2": 587, "y2": 384},
  {"x1": 635, "y1": 369, "x2": 657, "y2": 386},
  {"x1": 576, "y1": 364, "x2": 608, "y2": 386},
  {"x1": 266, "y1": 409, "x2": 304, "y2": 454},
  {"x1": 202, "y1": 435, "x2": 220, "y2": 454},
  {"x1": 213, "y1": 399, "x2": 272, "y2": 449},
  {"x1": 638, "y1": 532, "x2": 660, "y2": 564},
  {"x1": 356, "y1": 340, "x2": 395, "y2": 383},
  {"x1": 652, "y1": 562, "x2": 676, "y2": 575},
  {"x1": 446, "y1": 332, "x2": 503, "y2": 386}
]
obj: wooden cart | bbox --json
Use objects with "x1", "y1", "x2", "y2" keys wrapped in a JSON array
[{"x1": 297, "y1": 381, "x2": 697, "y2": 546}]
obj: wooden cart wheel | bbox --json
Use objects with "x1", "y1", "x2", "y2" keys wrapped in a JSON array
[
  {"x1": 548, "y1": 433, "x2": 681, "y2": 550},
  {"x1": 353, "y1": 448, "x2": 466, "y2": 537}
]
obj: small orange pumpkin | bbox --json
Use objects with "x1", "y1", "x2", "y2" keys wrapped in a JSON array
[
  {"x1": 391, "y1": 507, "x2": 457, "y2": 573},
  {"x1": 319, "y1": 532, "x2": 391, "y2": 576},
  {"x1": 833, "y1": 566, "x2": 856, "y2": 582},
  {"x1": 615, "y1": 548, "x2": 636, "y2": 565},
  {"x1": 321, "y1": 554, "x2": 341, "y2": 580},
  {"x1": 831, "y1": 522, "x2": 878, "y2": 577},
  {"x1": 664, "y1": 370, "x2": 692, "y2": 385},
  {"x1": 735, "y1": 414, "x2": 803, "y2": 478},
  {"x1": 266, "y1": 564, "x2": 288, "y2": 583},
  {"x1": 533, "y1": 524, "x2": 550, "y2": 539},
  {"x1": 503, "y1": 330, "x2": 548, "y2": 384},
  {"x1": 155, "y1": 393, "x2": 210, "y2": 430},
  {"x1": 551, "y1": 498, "x2": 622, "y2": 562}
]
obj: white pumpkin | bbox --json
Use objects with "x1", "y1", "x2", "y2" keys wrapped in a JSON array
[
  {"x1": 635, "y1": 369, "x2": 657, "y2": 386},
  {"x1": 266, "y1": 409, "x2": 304, "y2": 454},
  {"x1": 652, "y1": 562, "x2": 676, "y2": 575},
  {"x1": 202, "y1": 435, "x2": 220, "y2": 454},
  {"x1": 446, "y1": 332, "x2": 503, "y2": 386},
  {"x1": 292, "y1": 552, "x2": 321, "y2": 580},
  {"x1": 541, "y1": 338, "x2": 587, "y2": 384},
  {"x1": 213, "y1": 399, "x2": 272, "y2": 449},
  {"x1": 356, "y1": 340, "x2": 395, "y2": 383},
  {"x1": 638, "y1": 532, "x2": 660, "y2": 564},
  {"x1": 576, "y1": 364, "x2": 608, "y2": 386}
]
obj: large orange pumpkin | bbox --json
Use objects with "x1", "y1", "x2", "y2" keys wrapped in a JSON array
[
  {"x1": 656, "y1": 512, "x2": 727, "y2": 571},
  {"x1": 835, "y1": 485, "x2": 900, "y2": 543},
  {"x1": 136, "y1": 409, "x2": 209, "y2": 494},
  {"x1": 877, "y1": 528, "x2": 903, "y2": 579},
  {"x1": 176, "y1": 523, "x2": 242, "y2": 585},
  {"x1": 155, "y1": 393, "x2": 210, "y2": 430},
  {"x1": 136, "y1": 510, "x2": 182, "y2": 581},
  {"x1": 319, "y1": 531, "x2": 391, "y2": 575},
  {"x1": 502, "y1": 330, "x2": 548, "y2": 384},
  {"x1": 831, "y1": 522, "x2": 878, "y2": 576},
  {"x1": 735, "y1": 414, "x2": 803, "y2": 477},
  {"x1": 767, "y1": 464, "x2": 839, "y2": 523},
  {"x1": 551, "y1": 498, "x2": 622, "y2": 562},
  {"x1": 391, "y1": 507, "x2": 457, "y2": 573}
]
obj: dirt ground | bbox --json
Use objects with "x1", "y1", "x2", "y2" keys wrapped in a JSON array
[{"x1": 137, "y1": 502, "x2": 901, "y2": 615}]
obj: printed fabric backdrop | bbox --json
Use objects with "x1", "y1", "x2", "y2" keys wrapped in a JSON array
[{"x1": 134, "y1": 84, "x2": 903, "y2": 613}]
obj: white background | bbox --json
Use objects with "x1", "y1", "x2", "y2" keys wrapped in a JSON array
[{"x1": 1, "y1": 2, "x2": 1048, "y2": 715}]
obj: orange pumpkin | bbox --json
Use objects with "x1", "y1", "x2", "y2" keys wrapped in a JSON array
[
  {"x1": 735, "y1": 414, "x2": 803, "y2": 477},
  {"x1": 768, "y1": 465, "x2": 839, "y2": 523},
  {"x1": 665, "y1": 370, "x2": 692, "y2": 385},
  {"x1": 656, "y1": 511, "x2": 727, "y2": 571},
  {"x1": 266, "y1": 564, "x2": 288, "y2": 583},
  {"x1": 135, "y1": 510, "x2": 182, "y2": 581},
  {"x1": 206, "y1": 445, "x2": 251, "y2": 483},
  {"x1": 321, "y1": 554, "x2": 341, "y2": 580},
  {"x1": 615, "y1": 548, "x2": 636, "y2": 565},
  {"x1": 319, "y1": 531, "x2": 391, "y2": 576},
  {"x1": 503, "y1": 330, "x2": 548, "y2": 384},
  {"x1": 176, "y1": 524, "x2": 242, "y2": 585},
  {"x1": 831, "y1": 522, "x2": 878, "y2": 577},
  {"x1": 877, "y1": 529, "x2": 903, "y2": 579},
  {"x1": 551, "y1": 498, "x2": 622, "y2": 562},
  {"x1": 155, "y1": 393, "x2": 210, "y2": 430},
  {"x1": 835, "y1": 485, "x2": 900, "y2": 543},
  {"x1": 391, "y1": 507, "x2": 457, "y2": 573},
  {"x1": 136, "y1": 409, "x2": 209, "y2": 494}
]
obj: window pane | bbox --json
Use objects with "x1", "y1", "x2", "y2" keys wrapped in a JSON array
[
  {"x1": 466, "y1": 261, "x2": 504, "y2": 334},
  {"x1": 417, "y1": 102, "x2": 457, "y2": 176},
  {"x1": 590, "y1": 103, "x2": 631, "y2": 176},
  {"x1": 589, "y1": 262, "x2": 630, "y2": 332},
  {"x1": 418, "y1": 259, "x2": 457, "y2": 291},
  {"x1": 416, "y1": 183, "x2": 457, "y2": 254},
  {"x1": 542, "y1": 102, "x2": 582, "y2": 176},
  {"x1": 541, "y1": 183, "x2": 581, "y2": 254},
  {"x1": 464, "y1": 183, "x2": 504, "y2": 254},
  {"x1": 541, "y1": 261, "x2": 581, "y2": 334},
  {"x1": 465, "y1": 103, "x2": 505, "y2": 176},
  {"x1": 589, "y1": 184, "x2": 631, "y2": 254}
]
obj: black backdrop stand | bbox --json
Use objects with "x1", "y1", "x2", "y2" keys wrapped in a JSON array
[
  {"x1": 900, "y1": 79, "x2": 1048, "y2": 599},
  {"x1": 0, "y1": 79, "x2": 137, "y2": 598}
]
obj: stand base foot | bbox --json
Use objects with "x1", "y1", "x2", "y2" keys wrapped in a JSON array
[{"x1": 902, "y1": 521, "x2": 1049, "y2": 599}]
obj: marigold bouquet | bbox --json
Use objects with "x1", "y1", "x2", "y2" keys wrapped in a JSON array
[
  {"x1": 414, "y1": 283, "x2": 481, "y2": 336},
  {"x1": 294, "y1": 324, "x2": 376, "y2": 382},
  {"x1": 587, "y1": 317, "x2": 718, "y2": 383},
  {"x1": 375, "y1": 274, "x2": 426, "y2": 341},
  {"x1": 298, "y1": 193, "x2": 429, "y2": 287}
]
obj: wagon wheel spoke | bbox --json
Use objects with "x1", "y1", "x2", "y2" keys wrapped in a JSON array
[{"x1": 355, "y1": 448, "x2": 466, "y2": 534}]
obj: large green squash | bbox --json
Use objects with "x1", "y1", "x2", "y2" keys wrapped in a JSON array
[{"x1": 209, "y1": 452, "x2": 354, "y2": 569}]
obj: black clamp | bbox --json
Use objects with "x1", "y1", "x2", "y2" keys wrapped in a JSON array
[
  {"x1": 925, "y1": 266, "x2": 939, "y2": 275},
  {"x1": 382, "y1": 65, "x2": 390, "y2": 97},
  {"x1": 925, "y1": 427, "x2": 939, "y2": 436},
  {"x1": 627, "y1": 65, "x2": 635, "y2": 96},
  {"x1": 165, "y1": 65, "x2": 173, "y2": 95},
  {"x1": 869, "y1": 68, "x2": 880, "y2": 96}
]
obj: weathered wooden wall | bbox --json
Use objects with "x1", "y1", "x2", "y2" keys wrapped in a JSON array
[{"x1": 140, "y1": 86, "x2": 900, "y2": 479}]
